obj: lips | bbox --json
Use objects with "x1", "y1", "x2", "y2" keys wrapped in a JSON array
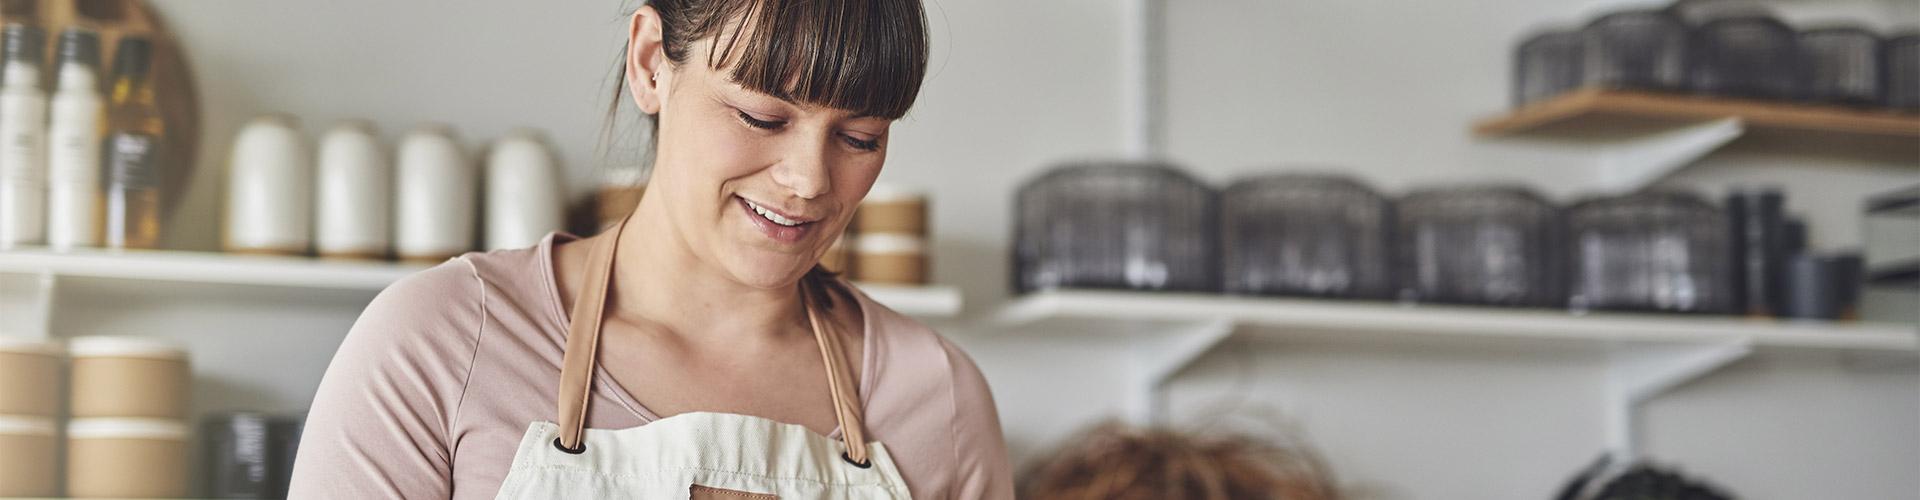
[{"x1": 736, "y1": 196, "x2": 817, "y2": 245}]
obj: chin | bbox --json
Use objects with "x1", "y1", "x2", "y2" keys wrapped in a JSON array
[{"x1": 719, "y1": 251, "x2": 817, "y2": 290}]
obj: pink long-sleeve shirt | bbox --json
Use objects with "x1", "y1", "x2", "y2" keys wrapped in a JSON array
[{"x1": 287, "y1": 233, "x2": 1014, "y2": 499}]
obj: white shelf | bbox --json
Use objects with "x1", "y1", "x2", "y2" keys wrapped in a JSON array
[
  {"x1": 992, "y1": 289, "x2": 1918, "y2": 351},
  {"x1": 987, "y1": 289, "x2": 1916, "y2": 457},
  {"x1": 0, "y1": 246, "x2": 964, "y2": 318},
  {"x1": 0, "y1": 246, "x2": 422, "y2": 290}
]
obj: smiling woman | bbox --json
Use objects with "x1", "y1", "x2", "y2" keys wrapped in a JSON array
[{"x1": 285, "y1": 1, "x2": 1012, "y2": 499}]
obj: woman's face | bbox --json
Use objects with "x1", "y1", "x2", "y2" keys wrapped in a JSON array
[{"x1": 642, "y1": 41, "x2": 893, "y2": 290}]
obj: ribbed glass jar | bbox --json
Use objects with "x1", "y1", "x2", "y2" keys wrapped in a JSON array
[
  {"x1": 1514, "y1": 29, "x2": 1585, "y2": 106},
  {"x1": 1582, "y1": 10, "x2": 1689, "y2": 91},
  {"x1": 1567, "y1": 191, "x2": 1732, "y2": 314},
  {"x1": 1799, "y1": 27, "x2": 1883, "y2": 107},
  {"x1": 1688, "y1": 16, "x2": 1803, "y2": 100},
  {"x1": 1394, "y1": 186, "x2": 1563, "y2": 307},
  {"x1": 1221, "y1": 174, "x2": 1392, "y2": 299},
  {"x1": 1014, "y1": 161, "x2": 1219, "y2": 293}
]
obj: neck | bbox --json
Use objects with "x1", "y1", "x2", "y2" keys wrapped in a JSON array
[{"x1": 609, "y1": 192, "x2": 809, "y2": 344}]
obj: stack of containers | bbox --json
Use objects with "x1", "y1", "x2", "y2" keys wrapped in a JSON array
[
  {"x1": 66, "y1": 336, "x2": 190, "y2": 498},
  {"x1": 851, "y1": 184, "x2": 930, "y2": 285},
  {"x1": 0, "y1": 337, "x2": 61, "y2": 498}
]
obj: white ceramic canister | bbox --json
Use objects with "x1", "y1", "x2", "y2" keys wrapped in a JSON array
[
  {"x1": 224, "y1": 114, "x2": 313, "y2": 255},
  {"x1": 67, "y1": 417, "x2": 189, "y2": 498},
  {"x1": 0, "y1": 337, "x2": 61, "y2": 416},
  {"x1": 68, "y1": 335, "x2": 189, "y2": 419},
  {"x1": 0, "y1": 415, "x2": 57, "y2": 497},
  {"x1": 45, "y1": 27, "x2": 106, "y2": 250},
  {"x1": 483, "y1": 129, "x2": 564, "y2": 250},
  {"x1": 314, "y1": 121, "x2": 391, "y2": 259},
  {"x1": 394, "y1": 124, "x2": 475, "y2": 262},
  {"x1": 0, "y1": 24, "x2": 48, "y2": 249}
]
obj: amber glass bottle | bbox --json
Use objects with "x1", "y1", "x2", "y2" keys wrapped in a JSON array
[{"x1": 101, "y1": 36, "x2": 162, "y2": 249}]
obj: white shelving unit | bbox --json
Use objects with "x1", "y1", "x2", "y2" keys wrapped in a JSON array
[
  {"x1": 987, "y1": 289, "x2": 1918, "y2": 459},
  {"x1": 0, "y1": 246, "x2": 963, "y2": 336}
]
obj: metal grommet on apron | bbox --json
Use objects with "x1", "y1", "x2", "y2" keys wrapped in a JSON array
[{"x1": 493, "y1": 214, "x2": 913, "y2": 499}]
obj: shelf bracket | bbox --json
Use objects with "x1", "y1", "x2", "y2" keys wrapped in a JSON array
[
  {"x1": 1604, "y1": 338, "x2": 1752, "y2": 460},
  {"x1": 1595, "y1": 117, "x2": 1744, "y2": 193},
  {"x1": 1126, "y1": 319, "x2": 1236, "y2": 426}
]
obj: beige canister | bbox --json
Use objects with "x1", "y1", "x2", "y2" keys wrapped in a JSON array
[
  {"x1": 820, "y1": 231, "x2": 853, "y2": 275},
  {"x1": 0, "y1": 415, "x2": 57, "y2": 497},
  {"x1": 67, "y1": 418, "x2": 188, "y2": 498},
  {"x1": 0, "y1": 338, "x2": 61, "y2": 416},
  {"x1": 598, "y1": 165, "x2": 647, "y2": 230},
  {"x1": 854, "y1": 184, "x2": 927, "y2": 235},
  {"x1": 853, "y1": 233, "x2": 927, "y2": 285},
  {"x1": 69, "y1": 336, "x2": 188, "y2": 419}
]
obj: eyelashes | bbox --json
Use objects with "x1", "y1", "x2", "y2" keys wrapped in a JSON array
[
  {"x1": 736, "y1": 110, "x2": 784, "y2": 130},
  {"x1": 734, "y1": 110, "x2": 883, "y2": 152}
]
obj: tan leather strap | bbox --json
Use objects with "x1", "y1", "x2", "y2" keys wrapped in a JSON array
[
  {"x1": 552, "y1": 216, "x2": 872, "y2": 465},
  {"x1": 554, "y1": 214, "x2": 628, "y2": 451},
  {"x1": 802, "y1": 279, "x2": 872, "y2": 465}
]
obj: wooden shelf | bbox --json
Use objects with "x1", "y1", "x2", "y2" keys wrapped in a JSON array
[
  {"x1": 992, "y1": 289, "x2": 1918, "y2": 352},
  {"x1": 0, "y1": 247, "x2": 963, "y2": 318},
  {"x1": 1475, "y1": 88, "x2": 1920, "y2": 139}
]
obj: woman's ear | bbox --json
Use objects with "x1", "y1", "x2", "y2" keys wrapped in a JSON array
[{"x1": 625, "y1": 6, "x2": 669, "y2": 114}]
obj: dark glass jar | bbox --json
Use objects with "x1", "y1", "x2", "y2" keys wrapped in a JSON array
[
  {"x1": 1799, "y1": 27, "x2": 1883, "y2": 107},
  {"x1": 1582, "y1": 10, "x2": 1689, "y2": 91},
  {"x1": 1688, "y1": 16, "x2": 1804, "y2": 100},
  {"x1": 1567, "y1": 192, "x2": 1732, "y2": 314},
  {"x1": 1394, "y1": 186, "x2": 1563, "y2": 307},
  {"x1": 1886, "y1": 34, "x2": 1919, "y2": 112},
  {"x1": 1221, "y1": 174, "x2": 1392, "y2": 299},
  {"x1": 1514, "y1": 29, "x2": 1585, "y2": 106},
  {"x1": 1014, "y1": 161, "x2": 1218, "y2": 293}
]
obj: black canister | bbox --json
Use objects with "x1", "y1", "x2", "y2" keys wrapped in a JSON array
[
  {"x1": 272, "y1": 414, "x2": 305, "y2": 500},
  {"x1": 1886, "y1": 34, "x2": 1919, "y2": 112},
  {"x1": 204, "y1": 412, "x2": 276, "y2": 499},
  {"x1": 1783, "y1": 252, "x2": 1864, "y2": 319},
  {"x1": 1726, "y1": 188, "x2": 1785, "y2": 316}
]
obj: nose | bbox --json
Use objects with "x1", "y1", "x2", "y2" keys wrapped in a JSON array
[{"x1": 770, "y1": 137, "x2": 832, "y2": 200}]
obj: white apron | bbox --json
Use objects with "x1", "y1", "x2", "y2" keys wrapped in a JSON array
[{"x1": 494, "y1": 216, "x2": 912, "y2": 499}]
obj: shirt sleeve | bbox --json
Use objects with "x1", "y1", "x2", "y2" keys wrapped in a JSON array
[
  {"x1": 938, "y1": 337, "x2": 1016, "y2": 500},
  {"x1": 287, "y1": 260, "x2": 484, "y2": 499}
]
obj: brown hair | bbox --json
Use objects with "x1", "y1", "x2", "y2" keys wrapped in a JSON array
[{"x1": 602, "y1": 0, "x2": 929, "y2": 305}]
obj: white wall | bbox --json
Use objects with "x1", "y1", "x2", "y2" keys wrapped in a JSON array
[{"x1": 143, "y1": 0, "x2": 1920, "y2": 498}]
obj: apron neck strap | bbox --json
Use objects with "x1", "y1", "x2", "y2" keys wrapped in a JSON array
[{"x1": 553, "y1": 215, "x2": 874, "y2": 465}]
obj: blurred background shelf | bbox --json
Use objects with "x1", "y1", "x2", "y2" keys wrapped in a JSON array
[
  {"x1": 0, "y1": 247, "x2": 964, "y2": 318},
  {"x1": 1475, "y1": 89, "x2": 1920, "y2": 139},
  {"x1": 991, "y1": 289, "x2": 1918, "y2": 352}
]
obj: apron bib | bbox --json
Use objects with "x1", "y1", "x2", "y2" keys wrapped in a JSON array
[{"x1": 494, "y1": 215, "x2": 911, "y2": 499}]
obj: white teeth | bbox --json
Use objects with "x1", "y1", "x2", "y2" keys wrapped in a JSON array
[{"x1": 744, "y1": 199, "x2": 802, "y2": 227}]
